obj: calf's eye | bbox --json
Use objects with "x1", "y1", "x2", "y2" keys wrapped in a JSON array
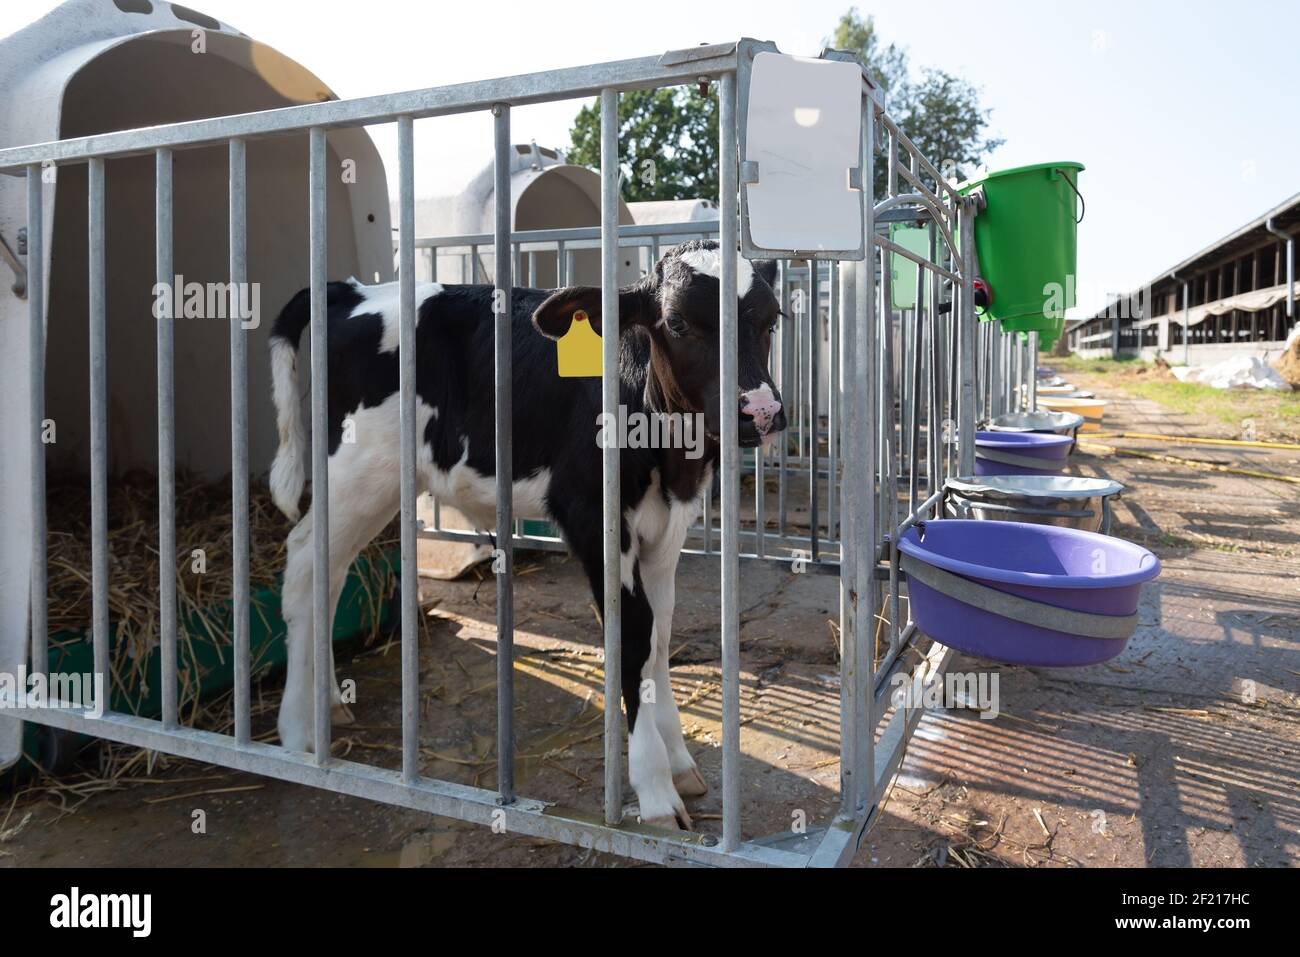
[{"x1": 665, "y1": 316, "x2": 691, "y2": 337}]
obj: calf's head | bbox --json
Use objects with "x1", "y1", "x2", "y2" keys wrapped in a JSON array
[{"x1": 532, "y1": 240, "x2": 787, "y2": 450}]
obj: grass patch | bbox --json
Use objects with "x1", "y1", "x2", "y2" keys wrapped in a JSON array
[
  {"x1": 1122, "y1": 379, "x2": 1300, "y2": 435},
  {"x1": 1049, "y1": 355, "x2": 1150, "y2": 376},
  {"x1": 1047, "y1": 355, "x2": 1300, "y2": 442}
]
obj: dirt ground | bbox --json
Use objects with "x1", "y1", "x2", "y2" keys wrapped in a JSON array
[{"x1": 2, "y1": 367, "x2": 1298, "y2": 868}]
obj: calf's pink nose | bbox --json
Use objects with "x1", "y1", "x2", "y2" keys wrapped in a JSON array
[{"x1": 740, "y1": 387, "x2": 783, "y2": 434}]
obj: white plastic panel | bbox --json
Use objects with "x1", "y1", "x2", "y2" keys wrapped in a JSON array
[{"x1": 742, "y1": 52, "x2": 863, "y2": 254}]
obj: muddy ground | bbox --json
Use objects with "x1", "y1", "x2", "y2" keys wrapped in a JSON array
[{"x1": 2, "y1": 368, "x2": 1297, "y2": 868}]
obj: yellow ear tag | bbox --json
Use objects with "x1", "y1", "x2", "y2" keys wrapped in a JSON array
[{"x1": 556, "y1": 309, "x2": 603, "y2": 378}]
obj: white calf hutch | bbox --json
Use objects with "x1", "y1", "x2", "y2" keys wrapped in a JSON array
[
  {"x1": 0, "y1": 0, "x2": 394, "y2": 774},
  {"x1": 0, "y1": 17, "x2": 1053, "y2": 865}
]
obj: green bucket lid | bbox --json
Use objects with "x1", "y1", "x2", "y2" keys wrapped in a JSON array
[{"x1": 957, "y1": 160, "x2": 1086, "y2": 194}]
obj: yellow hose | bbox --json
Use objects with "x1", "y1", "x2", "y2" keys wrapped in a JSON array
[
  {"x1": 1092, "y1": 431, "x2": 1300, "y2": 452},
  {"x1": 1078, "y1": 441, "x2": 1300, "y2": 485}
]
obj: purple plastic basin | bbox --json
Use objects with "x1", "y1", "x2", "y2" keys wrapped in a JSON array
[
  {"x1": 975, "y1": 430, "x2": 1073, "y2": 477},
  {"x1": 899, "y1": 520, "x2": 1161, "y2": 667}
]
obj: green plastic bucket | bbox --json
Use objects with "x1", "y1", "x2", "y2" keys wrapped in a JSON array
[
  {"x1": 1038, "y1": 319, "x2": 1065, "y2": 351},
  {"x1": 959, "y1": 162, "x2": 1084, "y2": 324},
  {"x1": 1003, "y1": 313, "x2": 1067, "y2": 338},
  {"x1": 1003, "y1": 314, "x2": 1062, "y2": 335}
]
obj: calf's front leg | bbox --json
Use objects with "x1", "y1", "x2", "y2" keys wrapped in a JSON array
[
  {"x1": 637, "y1": 552, "x2": 706, "y2": 798},
  {"x1": 551, "y1": 499, "x2": 690, "y2": 830},
  {"x1": 621, "y1": 565, "x2": 692, "y2": 829}
]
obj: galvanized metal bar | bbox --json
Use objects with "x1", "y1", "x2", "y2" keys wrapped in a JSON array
[
  {"x1": 718, "y1": 71, "x2": 741, "y2": 852},
  {"x1": 871, "y1": 220, "x2": 959, "y2": 279},
  {"x1": 876, "y1": 255, "x2": 889, "y2": 531},
  {"x1": 881, "y1": 285, "x2": 900, "y2": 659},
  {"x1": 956, "y1": 197, "x2": 977, "y2": 478},
  {"x1": 989, "y1": 323, "x2": 999, "y2": 421},
  {"x1": 27, "y1": 166, "x2": 47, "y2": 678},
  {"x1": 789, "y1": 278, "x2": 799, "y2": 456},
  {"x1": 12, "y1": 705, "x2": 808, "y2": 868},
  {"x1": 0, "y1": 52, "x2": 747, "y2": 173},
  {"x1": 492, "y1": 105, "x2": 516, "y2": 804},
  {"x1": 777, "y1": 261, "x2": 790, "y2": 537},
  {"x1": 308, "y1": 127, "x2": 331, "y2": 763},
  {"x1": 88, "y1": 157, "x2": 110, "y2": 715},
  {"x1": 927, "y1": 225, "x2": 941, "y2": 501},
  {"x1": 598, "y1": 88, "x2": 622, "y2": 827},
  {"x1": 398, "y1": 116, "x2": 420, "y2": 783},
  {"x1": 908, "y1": 256, "x2": 924, "y2": 512},
  {"x1": 412, "y1": 219, "x2": 721, "y2": 252},
  {"x1": 1028, "y1": 331, "x2": 1038, "y2": 412},
  {"x1": 827, "y1": 261, "x2": 839, "y2": 543},
  {"x1": 808, "y1": 262, "x2": 820, "y2": 561},
  {"x1": 947, "y1": 270, "x2": 959, "y2": 479},
  {"x1": 228, "y1": 140, "x2": 251, "y2": 743},
  {"x1": 855, "y1": 99, "x2": 878, "y2": 811},
  {"x1": 836, "y1": 258, "x2": 858, "y2": 816},
  {"x1": 1018, "y1": 335, "x2": 1027, "y2": 411}
]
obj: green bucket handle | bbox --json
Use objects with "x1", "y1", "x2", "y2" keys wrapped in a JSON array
[{"x1": 1054, "y1": 167, "x2": 1086, "y2": 225}]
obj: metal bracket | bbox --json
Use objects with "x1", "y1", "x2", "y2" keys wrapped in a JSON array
[
  {"x1": 0, "y1": 229, "x2": 26, "y2": 299},
  {"x1": 657, "y1": 40, "x2": 739, "y2": 67},
  {"x1": 963, "y1": 184, "x2": 988, "y2": 213}
]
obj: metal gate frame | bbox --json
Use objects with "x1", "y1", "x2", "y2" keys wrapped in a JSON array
[{"x1": 1, "y1": 37, "x2": 1038, "y2": 867}]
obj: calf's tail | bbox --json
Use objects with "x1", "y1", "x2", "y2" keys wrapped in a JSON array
[{"x1": 269, "y1": 287, "x2": 313, "y2": 521}]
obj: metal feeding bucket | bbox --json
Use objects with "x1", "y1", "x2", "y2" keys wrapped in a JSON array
[
  {"x1": 943, "y1": 474, "x2": 1125, "y2": 533},
  {"x1": 986, "y1": 410, "x2": 1085, "y2": 439}
]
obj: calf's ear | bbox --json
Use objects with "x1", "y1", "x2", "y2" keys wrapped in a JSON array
[
  {"x1": 753, "y1": 259, "x2": 778, "y2": 290},
  {"x1": 532, "y1": 285, "x2": 651, "y2": 340}
]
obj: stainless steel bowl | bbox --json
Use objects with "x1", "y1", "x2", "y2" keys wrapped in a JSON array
[
  {"x1": 943, "y1": 474, "x2": 1124, "y2": 533},
  {"x1": 985, "y1": 410, "x2": 1086, "y2": 436}
]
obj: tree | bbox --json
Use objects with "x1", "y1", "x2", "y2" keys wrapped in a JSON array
[
  {"x1": 567, "y1": 10, "x2": 1002, "y2": 201},
  {"x1": 567, "y1": 86, "x2": 719, "y2": 203},
  {"x1": 830, "y1": 8, "x2": 1003, "y2": 187},
  {"x1": 829, "y1": 7, "x2": 908, "y2": 96}
]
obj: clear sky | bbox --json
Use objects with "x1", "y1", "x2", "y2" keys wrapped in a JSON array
[{"x1": 4, "y1": 0, "x2": 1296, "y2": 318}]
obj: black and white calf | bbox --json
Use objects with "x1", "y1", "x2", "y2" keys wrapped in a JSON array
[{"x1": 267, "y1": 240, "x2": 786, "y2": 829}]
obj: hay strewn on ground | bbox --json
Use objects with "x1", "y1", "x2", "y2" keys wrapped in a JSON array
[
  {"x1": 1274, "y1": 336, "x2": 1300, "y2": 388},
  {"x1": 44, "y1": 472, "x2": 399, "y2": 713}
]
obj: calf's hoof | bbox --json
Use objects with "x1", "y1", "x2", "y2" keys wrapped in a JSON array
[
  {"x1": 277, "y1": 721, "x2": 312, "y2": 754},
  {"x1": 331, "y1": 701, "x2": 356, "y2": 727},
  {"x1": 673, "y1": 766, "x2": 708, "y2": 798},
  {"x1": 641, "y1": 807, "x2": 693, "y2": 832}
]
